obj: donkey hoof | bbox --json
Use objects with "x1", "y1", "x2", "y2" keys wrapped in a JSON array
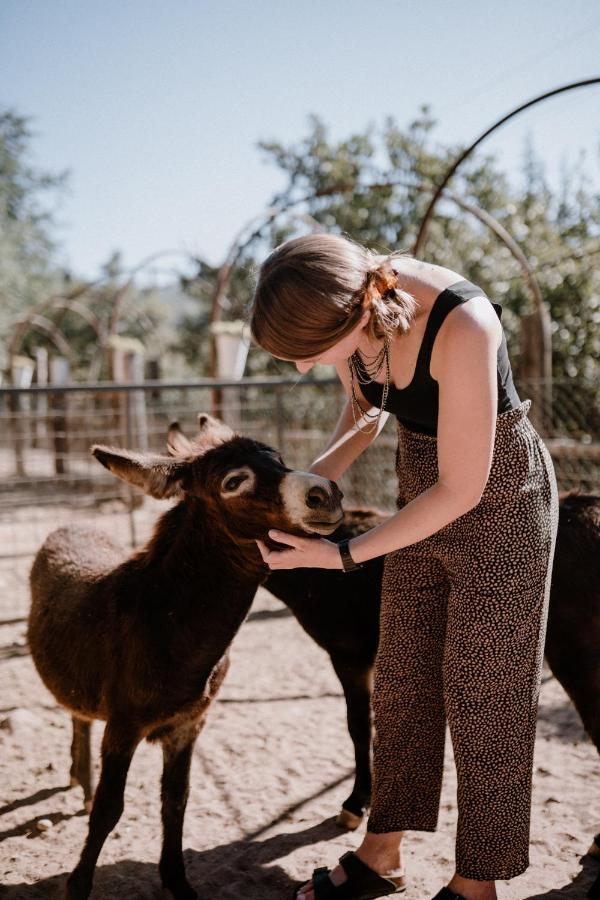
[
  {"x1": 66, "y1": 868, "x2": 93, "y2": 900},
  {"x1": 336, "y1": 806, "x2": 363, "y2": 830}
]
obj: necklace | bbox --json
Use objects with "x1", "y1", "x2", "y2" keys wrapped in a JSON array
[
  {"x1": 353, "y1": 342, "x2": 387, "y2": 380},
  {"x1": 347, "y1": 335, "x2": 390, "y2": 434}
]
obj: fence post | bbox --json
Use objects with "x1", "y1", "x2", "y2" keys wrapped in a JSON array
[
  {"x1": 107, "y1": 343, "x2": 126, "y2": 446},
  {"x1": 9, "y1": 355, "x2": 35, "y2": 477},
  {"x1": 32, "y1": 347, "x2": 49, "y2": 449},
  {"x1": 124, "y1": 350, "x2": 148, "y2": 450},
  {"x1": 211, "y1": 322, "x2": 250, "y2": 426},
  {"x1": 146, "y1": 357, "x2": 161, "y2": 401},
  {"x1": 49, "y1": 356, "x2": 70, "y2": 475},
  {"x1": 520, "y1": 305, "x2": 553, "y2": 435},
  {"x1": 123, "y1": 380, "x2": 138, "y2": 550}
]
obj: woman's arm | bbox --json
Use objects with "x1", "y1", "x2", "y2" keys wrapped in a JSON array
[
  {"x1": 308, "y1": 362, "x2": 389, "y2": 482},
  {"x1": 259, "y1": 301, "x2": 502, "y2": 569},
  {"x1": 347, "y1": 304, "x2": 500, "y2": 562}
]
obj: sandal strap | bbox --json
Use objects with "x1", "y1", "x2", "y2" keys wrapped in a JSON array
[
  {"x1": 312, "y1": 867, "x2": 337, "y2": 900},
  {"x1": 313, "y1": 867, "x2": 330, "y2": 880},
  {"x1": 432, "y1": 889, "x2": 467, "y2": 900},
  {"x1": 338, "y1": 851, "x2": 402, "y2": 891}
]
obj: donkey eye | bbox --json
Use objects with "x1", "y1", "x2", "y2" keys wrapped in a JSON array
[{"x1": 223, "y1": 474, "x2": 247, "y2": 492}]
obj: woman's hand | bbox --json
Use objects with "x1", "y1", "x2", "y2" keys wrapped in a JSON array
[{"x1": 256, "y1": 530, "x2": 343, "y2": 570}]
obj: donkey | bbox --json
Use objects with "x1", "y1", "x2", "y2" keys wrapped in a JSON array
[
  {"x1": 28, "y1": 419, "x2": 343, "y2": 900},
  {"x1": 168, "y1": 416, "x2": 600, "y2": 833},
  {"x1": 167, "y1": 418, "x2": 386, "y2": 829}
]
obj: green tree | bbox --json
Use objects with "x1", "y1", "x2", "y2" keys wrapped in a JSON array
[
  {"x1": 0, "y1": 109, "x2": 68, "y2": 369},
  {"x1": 250, "y1": 111, "x2": 599, "y2": 394}
]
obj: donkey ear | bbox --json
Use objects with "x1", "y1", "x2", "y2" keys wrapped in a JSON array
[
  {"x1": 195, "y1": 412, "x2": 234, "y2": 443},
  {"x1": 166, "y1": 421, "x2": 194, "y2": 458},
  {"x1": 92, "y1": 446, "x2": 185, "y2": 499}
]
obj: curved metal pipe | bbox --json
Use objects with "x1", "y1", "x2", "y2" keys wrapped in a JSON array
[
  {"x1": 14, "y1": 315, "x2": 74, "y2": 361},
  {"x1": 413, "y1": 77, "x2": 600, "y2": 256},
  {"x1": 209, "y1": 177, "x2": 543, "y2": 354}
]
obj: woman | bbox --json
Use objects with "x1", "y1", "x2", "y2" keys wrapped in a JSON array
[{"x1": 250, "y1": 233, "x2": 559, "y2": 900}]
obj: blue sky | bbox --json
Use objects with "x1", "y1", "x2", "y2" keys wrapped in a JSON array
[{"x1": 2, "y1": 0, "x2": 599, "y2": 280}]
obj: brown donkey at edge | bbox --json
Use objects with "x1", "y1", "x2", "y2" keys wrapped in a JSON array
[{"x1": 28, "y1": 418, "x2": 343, "y2": 900}]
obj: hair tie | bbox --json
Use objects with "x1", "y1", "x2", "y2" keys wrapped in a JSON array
[{"x1": 362, "y1": 260, "x2": 398, "y2": 309}]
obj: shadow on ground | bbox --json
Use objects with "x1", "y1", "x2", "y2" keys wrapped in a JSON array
[
  {"x1": 524, "y1": 854, "x2": 600, "y2": 899},
  {"x1": 1, "y1": 821, "x2": 599, "y2": 899},
  {"x1": 0, "y1": 818, "x2": 343, "y2": 899}
]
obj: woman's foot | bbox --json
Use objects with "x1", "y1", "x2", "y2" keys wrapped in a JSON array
[
  {"x1": 445, "y1": 874, "x2": 496, "y2": 900},
  {"x1": 294, "y1": 833, "x2": 405, "y2": 900}
]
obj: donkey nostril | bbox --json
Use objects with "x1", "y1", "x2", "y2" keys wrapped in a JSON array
[{"x1": 306, "y1": 485, "x2": 329, "y2": 509}]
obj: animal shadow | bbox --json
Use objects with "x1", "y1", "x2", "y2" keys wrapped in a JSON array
[
  {"x1": 523, "y1": 853, "x2": 600, "y2": 899},
  {"x1": 0, "y1": 818, "x2": 341, "y2": 899}
]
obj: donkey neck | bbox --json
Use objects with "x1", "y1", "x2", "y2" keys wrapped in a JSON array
[{"x1": 133, "y1": 497, "x2": 266, "y2": 593}]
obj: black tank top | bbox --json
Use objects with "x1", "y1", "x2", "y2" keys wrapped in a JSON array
[{"x1": 355, "y1": 279, "x2": 521, "y2": 437}]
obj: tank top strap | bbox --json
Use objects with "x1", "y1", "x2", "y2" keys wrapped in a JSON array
[{"x1": 416, "y1": 284, "x2": 472, "y2": 378}]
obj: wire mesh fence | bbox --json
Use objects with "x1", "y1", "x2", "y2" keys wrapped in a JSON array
[{"x1": 0, "y1": 376, "x2": 597, "y2": 615}]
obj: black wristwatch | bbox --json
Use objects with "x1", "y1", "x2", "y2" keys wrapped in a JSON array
[{"x1": 338, "y1": 538, "x2": 364, "y2": 573}]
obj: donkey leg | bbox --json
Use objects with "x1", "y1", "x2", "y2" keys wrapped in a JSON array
[
  {"x1": 330, "y1": 657, "x2": 374, "y2": 829},
  {"x1": 159, "y1": 724, "x2": 201, "y2": 900},
  {"x1": 70, "y1": 717, "x2": 94, "y2": 811},
  {"x1": 66, "y1": 721, "x2": 139, "y2": 900}
]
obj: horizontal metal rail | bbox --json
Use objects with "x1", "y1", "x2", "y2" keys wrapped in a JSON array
[{"x1": 0, "y1": 376, "x2": 339, "y2": 396}]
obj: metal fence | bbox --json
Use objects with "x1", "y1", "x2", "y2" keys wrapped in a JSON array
[{"x1": 0, "y1": 376, "x2": 598, "y2": 613}]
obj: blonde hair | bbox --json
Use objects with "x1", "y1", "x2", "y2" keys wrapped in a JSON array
[{"x1": 249, "y1": 233, "x2": 417, "y2": 360}]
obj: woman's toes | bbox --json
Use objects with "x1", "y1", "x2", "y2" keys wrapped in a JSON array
[
  {"x1": 330, "y1": 863, "x2": 348, "y2": 886},
  {"x1": 296, "y1": 861, "x2": 348, "y2": 898},
  {"x1": 296, "y1": 887, "x2": 313, "y2": 900}
]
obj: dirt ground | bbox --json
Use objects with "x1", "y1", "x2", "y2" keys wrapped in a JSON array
[{"x1": 0, "y1": 561, "x2": 599, "y2": 900}]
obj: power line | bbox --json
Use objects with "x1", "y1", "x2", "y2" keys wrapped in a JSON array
[{"x1": 444, "y1": 19, "x2": 600, "y2": 116}]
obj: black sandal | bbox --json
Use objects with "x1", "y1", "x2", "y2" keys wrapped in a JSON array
[
  {"x1": 431, "y1": 889, "x2": 467, "y2": 900},
  {"x1": 292, "y1": 849, "x2": 406, "y2": 899}
]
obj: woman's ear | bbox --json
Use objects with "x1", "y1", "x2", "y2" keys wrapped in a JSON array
[{"x1": 359, "y1": 308, "x2": 371, "y2": 328}]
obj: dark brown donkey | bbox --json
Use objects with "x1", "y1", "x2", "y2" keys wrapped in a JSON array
[
  {"x1": 169, "y1": 417, "x2": 600, "y2": 838},
  {"x1": 28, "y1": 420, "x2": 343, "y2": 900}
]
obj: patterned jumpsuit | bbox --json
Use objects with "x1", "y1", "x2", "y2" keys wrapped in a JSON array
[{"x1": 358, "y1": 280, "x2": 559, "y2": 881}]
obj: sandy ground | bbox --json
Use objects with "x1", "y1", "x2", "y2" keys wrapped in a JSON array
[{"x1": 0, "y1": 565, "x2": 599, "y2": 899}]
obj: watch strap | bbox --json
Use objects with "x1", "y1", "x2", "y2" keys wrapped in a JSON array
[{"x1": 338, "y1": 538, "x2": 363, "y2": 572}]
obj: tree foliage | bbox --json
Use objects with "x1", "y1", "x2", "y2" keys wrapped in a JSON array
[
  {"x1": 251, "y1": 111, "x2": 599, "y2": 385},
  {"x1": 0, "y1": 109, "x2": 68, "y2": 368},
  {"x1": 1, "y1": 106, "x2": 598, "y2": 392}
]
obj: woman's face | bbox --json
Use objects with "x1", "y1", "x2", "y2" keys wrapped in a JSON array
[{"x1": 276, "y1": 310, "x2": 371, "y2": 374}]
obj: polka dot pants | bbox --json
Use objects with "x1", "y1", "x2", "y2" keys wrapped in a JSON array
[{"x1": 366, "y1": 400, "x2": 559, "y2": 881}]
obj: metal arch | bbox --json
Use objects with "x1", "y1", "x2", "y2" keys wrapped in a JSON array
[
  {"x1": 208, "y1": 208, "x2": 326, "y2": 383},
  {"x1": 108, "y1": 248, "x2": 198, "y2": 336},
  {"x1": 7, "y1": 281, "x2": 94, "y2": 362},
  {"x1": 208, "y1": 177, "x2": 543, "y2": 355},
  {"x1": 208, "y1": 208, "x2": 327, "y2": 330},
  {"x1": 423, "y1": 186, "x2": 544, "y2": 313},
  {"x1": 413, "y1": 77, "x2": 600, "y2": 257},
  {"x1": 7, "y1": 248, "x2": 198, "y2": 376},
  {"x1": 47, "y1": 298, "x2": 107, "y2": 341},
  {"x1": 15, "y1": 315, "x2": 74, "y2": 361},
  {"x1": 8, "y1": 295, "x2": 107, "y2": 366}
]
